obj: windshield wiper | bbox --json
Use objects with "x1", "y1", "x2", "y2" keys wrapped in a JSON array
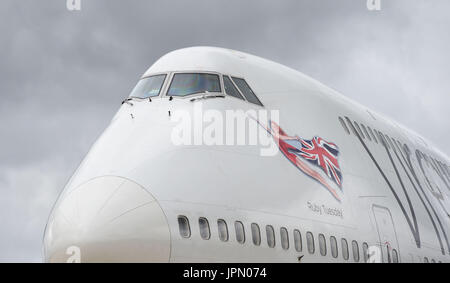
[
  {"x1": 121, "y1": 96, "x2": 154, "y2": 106},
  {"x1": 121, "y1": 98, "x2": 135, "y2": 106},
  {"x1": 190, "y1": 92, "x2": 226, "y2": 102}
]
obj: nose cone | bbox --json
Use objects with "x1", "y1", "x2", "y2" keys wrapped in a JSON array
[{"x1": 44, "y1": 176, "x2": 170, "y2": 262}]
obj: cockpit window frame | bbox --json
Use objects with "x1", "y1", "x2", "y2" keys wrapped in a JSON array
[
  {"x1": 130, "y1": 73, "x2": 169, "y2": 99},
  {"x1": 138, "y1": 71, "x2": 264, "y2": 108},
  {"x1": 163, "y1": 71, "x2": 223, "y2": 99},
  {"x1": 229, "y1": 76, "x2": 264, "y2": 107},
  {"x1": 223, "y1": 75, "x2": 245, "y2": 101},
  {"x1": 221, "y1": 74, "x2": 264, "y2": 107}
]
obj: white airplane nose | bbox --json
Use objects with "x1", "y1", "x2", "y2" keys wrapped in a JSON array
[{"x1": 44, "y1": 176, "x2": 170, "y2": 263}]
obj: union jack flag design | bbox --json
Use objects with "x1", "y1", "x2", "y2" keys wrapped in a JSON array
[
  {"x1": 264, "y1": 120, "x2": 344, "y2": 201},
  {"x1": 290, "y1": 137, "x2": 342, "y2": 188}
]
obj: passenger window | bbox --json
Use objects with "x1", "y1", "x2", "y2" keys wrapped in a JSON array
[
  {"x1": 319, "y1": 234, "x2": 327, "y2": 256},
  {"x1": 385, "y1": 135, "x2": 395, "y2": 149},
  {"x1": 339, "y1": 117, "x2": 350, "y2": 135},
  {"x1": 394, "y1": 139, "x2": 402, "y2": 150},
  {"x1": 424, "y1": 257, "x2": 429, "y2": 263},
  {"x1": 386, "y1": 245, "x2": 392, "y2": 263},
  {"x1": 235, "y1": 221, "x2": 245, "y2": 244},
  {"x1": 217, "y1": 219, "x2": 229, "y2": 242},
  {"x1": 378, "y1": 132, "x2": 390, "y2": 149},
  {"x1": 129, "y1": 74, "x2": 166, "y2": 99},
  {"x1": 442, "y1": 163, "x2": 449, "y2": 179},
  {"x1": 367, "y1": 127, "x2": 378, "y2": 143},
  {"x1": 382, "y1": 134, "x2": 391, "y2": 149},
  {"x1": 306, "y1": 232, "x2": 315, "y2": 254},
  {"x1": 392, "y1": 139, "x2": 399, "y2": 150},
  {"x1": 280, "y1": 227, "x2": 289, "y2": 250},
  {"x1": 361, "y1": 124, "x2": 371, "y2": 141},
  {"x1": 199, "y1": 217, "x2": 210, "y2": 240},
  {"x1": 330, "y1": 236, "x2": 338, "y2": 258},
  {"x1": 352, "y1": 241, "x2": 360, "y2": 262},
  {"x1": 362, "y1": 242, "x2": 369, "y2": 263},
  {"x1": 431, "y1": 259, "x2": 436, "y2": 263},
  {"x1": 345, "y1": 117, "x2": 358, "y2": 136},
  {"x1": 353, "y1": 122, "x2": 365, "y2": 139},
  {"x1": 293, "y1": 229, "x2": 302, "y2": 252},
  {"x1": 392, "y1": 249, "x2": 399, "y2": 263},
  {"x1": 266, "y1": 225, "x2": 276, "y2": 248},
  {"x1": 178, "y1": 216, "x2": 191, "y2": 238},
  {"x1": 383, "y1": 134, "x2": 392, "y2": 149},
  {"x1": 373, "y1": 129, "x2": 382, "y2": 143},
  {"x1": 167, "y1": 73, "x2": 221, "y2": 97},
  {"x1": 223, "y1": 76, "x2": 244, "y2": 100},
  {"x1": 341, "y1": 238, "x2": 349, "y2": 260},
  {"x1": 352, "y1": 241, "x2": 359, "y2": 262},
  {"x1": 231, "y1": 77, "x2": 263, "y2": 106},
  {"x1": 251, "y1": 223, "x2": 261, "y2": 246}
]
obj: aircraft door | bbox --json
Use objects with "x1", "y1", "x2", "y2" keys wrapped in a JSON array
[{"x1": 372, "y1": 205, "x2": 400, "y2": 263}]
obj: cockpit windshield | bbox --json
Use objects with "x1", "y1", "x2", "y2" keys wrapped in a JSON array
[
  {"x1": 167, "y1": 73, "x2": 221, "y2": 97},
  {"x1": 129, "y1": 74, "x2": 166, "y2": 99}
]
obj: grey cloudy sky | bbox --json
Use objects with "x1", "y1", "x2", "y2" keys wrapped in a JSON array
[{"x1": 0, "y1": 0, "x2": 449, "y2": 262}]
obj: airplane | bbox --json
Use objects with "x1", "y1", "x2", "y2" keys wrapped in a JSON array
[{"x1": 43, "y1": 46, "x2": 450, "y2": 263}]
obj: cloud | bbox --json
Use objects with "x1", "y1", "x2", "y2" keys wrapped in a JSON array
[{"x1": 0, "y1": 0, "x2": 449, "y2": 261}]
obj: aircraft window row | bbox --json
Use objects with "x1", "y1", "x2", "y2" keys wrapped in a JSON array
[
  {"x1": 128, "y1": 73, "x2": 264, "y2": 106},
  {"x1": 343, "y1": 117, "x2": 450, "y2": 188},
  {"x1": 339, "y1": 117, "x2": 406, "y2": 149},
  {"x1": 339, "y1": 117, "x2": 382, "y2": 145},
  {"x1": 178, "y1": 216, "x2": 375, "y2": 262},
  {"x1": 305, "y1": 231, "x2": 369, "y2": 262},
  {"x1": 423, "y1": 257, "x2": 441, "y2": 263},
  {"x1": 346, "y1": 115, "x2": 448, "y2": 174}
]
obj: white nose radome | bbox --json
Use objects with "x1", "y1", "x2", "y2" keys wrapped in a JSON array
[{"x1": 44, "y1": 176, "x2": 170, "y2": 263}]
